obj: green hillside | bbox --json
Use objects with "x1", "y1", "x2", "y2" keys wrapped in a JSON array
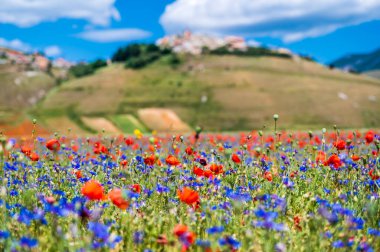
[
  {"x1": 34, "y1": 56, "x2": 380, "y2": 130},
  {"x1": 34, "y1": 54, "x2": 380, "y2": 131},
  {"x1": 365, "y1": 70, "x2": 380, "y2": 79},
  {"x1": 0, "y1": 63, "x2": 56, "y2": 122}
]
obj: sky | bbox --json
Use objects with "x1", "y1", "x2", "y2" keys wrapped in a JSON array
[{"x1": 0, "y1": 0, "x2": 379, "y2": 63}]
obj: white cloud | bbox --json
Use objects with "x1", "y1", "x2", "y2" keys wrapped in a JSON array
[
  {"x1": 160, "y1": 0, "x2": 380, "y2": 42},
  {"x1": 76, "y1": 28, "x2": 151, "y2": 43},
  {"x1": 0, "y1": 0, "x2": 120, "y2": 27},
  {"x1": 44, "y1": 46, "x2": 61, "y2": 57},
  {"x1": 0, "y1": 37, "x2": 31, "y2": 51}
]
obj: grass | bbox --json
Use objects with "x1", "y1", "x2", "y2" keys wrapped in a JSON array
[{"x1": 109, "y1": 114, "x2": 148, "y2": 133}]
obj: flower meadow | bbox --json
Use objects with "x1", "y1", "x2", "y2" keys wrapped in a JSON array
[{"x1": 0, "y1": 120, "x2": 380, "y2": 252}]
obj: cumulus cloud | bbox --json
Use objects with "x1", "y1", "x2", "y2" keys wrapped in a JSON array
[
  {"x1": 160, "y1": 0, "x2": 380, "y2": 42},
  {"x1": 76, "y1": 28, "x2": 151, "y2": 43},
  {"x1": 0, "y1": 0, "x2": 120, "y2": 27},
  {"x1": 0, "y1": 37, "x2": 31, "y2": 51},
  {"x1": 44, "y1": 46, "x2": 61, "y2": 57}
]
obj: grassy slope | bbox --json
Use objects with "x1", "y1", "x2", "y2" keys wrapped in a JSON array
[
  {"x1": 365, "y1": 70, "x2": 380, "y2": 79},
  {"x1": 37, "y1": 55, "x2": 380, "y2": 131},
  {"x1": 0, "y1": 64, "x2": 55, "y2": 123}
]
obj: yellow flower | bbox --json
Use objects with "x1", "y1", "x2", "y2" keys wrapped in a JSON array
[{"x1": 134, "y1": 129, "x2": 143, "y2": 139}]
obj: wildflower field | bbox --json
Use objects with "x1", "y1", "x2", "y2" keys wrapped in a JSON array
[{"x1": 0, "y1": 119, "x2": 380, "y2": 252}]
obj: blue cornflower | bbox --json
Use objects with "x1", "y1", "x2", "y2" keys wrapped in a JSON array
[
  {"x1": 88, "y1": 222, "x2": 109, "y2": 240},
  {"x1": 0, "y1": 230, "x2": 10, "y2": 239},
  {"x1": 133, "y1": 231, "x2": 144, "y2": 244},
  {"x1": 332, "y1": 240, "x2": 345, "y2": 248},
  {"x1": 318, "y1": 207, "x2": 339, "y2": 225},
  {"x1": 206, "y1": 226, "x2": 224, "y2": 234},
  {"x1": 219, "y1": 236, "x2": 241, "y2": 250},
  {"x1": 368, "y1": 228, "x2": 380, "y2": 236},
  {"x1": 20, "y1": 236, "x2": 38, "y2": 248}
]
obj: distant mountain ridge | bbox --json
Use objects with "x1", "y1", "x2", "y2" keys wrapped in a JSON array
[{"x1": 331, "y1": 48, "x2": 380, "y2": 73}]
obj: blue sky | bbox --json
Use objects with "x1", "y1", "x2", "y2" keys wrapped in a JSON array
[{"x1": 0, "y1": 0, "x2": 379, "y2": 63}]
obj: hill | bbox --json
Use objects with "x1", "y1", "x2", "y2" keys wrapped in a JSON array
[
  {"x1": 331, "y1": 48, "x2": 380, "y2": 73},
  {"x1": 32, "y1": 54, "x2": 380, "y2": 132},
  {"x1": 365, "y1": 70, "x2": 380, "y2": 79},
  {"x1": 0, "y1": 63, "x2": 56, "y2": 122}
]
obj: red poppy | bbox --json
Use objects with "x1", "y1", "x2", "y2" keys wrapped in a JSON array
[
  {"x1": 209, "y1": 164, "x2": 224, "y2": 175},
  {"x1": 324, "y1": 154, "x2": 342, "y2": 169},
  {"x1": 166, "y1": 155, "x2": 181, "y2": 166},
  {"x1": 120, "y1": 160, "x2": 128, "y2": 166},
  {"x1": 365, "y1": 131, "x2": 374, "y2": 144},
  {"x1": 21, "y1": 146, "x2": 32, "y2": 156},
  {"x1": 75, "y1": 170, "x2": 82, "y2": 179},
  {"x1": 46, "y1": 139, "x2": 60, "y2": 151},
  {"x1": 333, "y1": 140, "x2": 346, "y2": 151},
  {"x1": 264, "y1": 171, "x2": 273, "y2": 182},
  {"x1": 71, "y1": 145, "x2": 79, "y2": 152},
  {"x1": 93, "y1": 142, "x2": 108, "y2": 154},
  {"x1": 294, "y1": 216, "x2": 302, "y2": 231},
  {"x1": 185, "y1": 147, "x2": 194, "y2": 155},
  {"x1": 193, "y1": 166, "x2": 204, "y2": 177},
  {"x1": 351, "y1": 155, "x2": 360, "y2": 162},
  {"x1": 177, "y1": 187, "x2": 199, "y2": 205},
  {"x1": 231, "y1": 154, "x2": 241, "y2": 164},
  {"x1": 316, "y1": 151, "x2": 326, "y2": 163},
  {"x1": 173, "y1": 224, "x2": 188, "y2": 237},
  {"x1": 81, "y1": 180, "x2": 105, "y2": 201},
  {"x1": 369, "y1": 169, "x2": 380, "y2": 180},
  {"x1": 125, "y1": 137, "x2": 134, "y2": 146},
  {"x1": 108, "y1": 188, "x2": 129, "y2": 210},
  {"x1": 131, "y1": 184, "x2": 141, "y2": 193},
  {"x1": 29, "y1": 152, "x2": 39, "y2": 161},
  {"x1": 203, "y1": 169, "x2": 213, "y2": 179},
  {"x1": 144, "y1": 155, "x2": 156, "y2": 166}
]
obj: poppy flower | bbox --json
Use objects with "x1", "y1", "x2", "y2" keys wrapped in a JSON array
[
  {"x1": 324, "y1": 154, "x2": 342, "y2": 169},
  {"x1": 120, "y1": 160, "x2": 128, "y2": 167},
  {"x1": 29, "y1": 153, "x2": 39, "y2": 162},
  {"x1": 333, "y1": 140, "x2": 346, "y2": 151},
  {"x1": 209, "y1": 164, "x2": 224, "y2": 175},
  {"x1": 193, "y1": 166, "x2": 204, "y2": 177},
  {"x1": 177, "y1": 187, "x2": 199, "y2": 205},
  {"x1": 46, "y1": 139, "x2": 60, "y2": 151},
  {"x1": 173, "y1": 224, "x2": 188, "y2": 237},
  {"x1": 231, "y1": 154, "x2": 241, "y2": 164},
  {"x1": 316, "y1": 151, "x2": 326, "y2": 163},
  {"x1": 125, "y1": 137, "x2": 134, "y2": 146},
  {"x1": 203, "y1": 169, "x2": 213, "y2": 179},
  {"x1": 108, "y1": 188, "x2": 129, "y2": 210},
  {"x1": 166, "y1": 155, "x2": 180, "y2": 166},
  {"x1": 185, "y1": 147, "x2": 193, "y2": 155},
  {"x1": 351, "y1": 155, "x2": 360, "y2": 162},
  {"x1": 144, "y1": 155, "x2": 156, "y2": 166},
  {"x1": 21, "y1": 146, "x2": 32, "y2": 156},
  {"x1": 75, "y1": 170, "x2": 82, "y2": 179},
  {"x1": 294, "y1": 216, "x2": 302, "y2": 231},
  {"x1": 369, "y1": 169, "x2": 380, "y2": 180},
  {"x1": 199, "y1": 158, "x2": 207, "y2": 166},
  {"x1": 365, "y1": 131, "x2": 374, "y2": 144},
  {"x1": 131, "y1": 184, "x2": 141, "y2": 194},
  {"x1": 157, "y1": 234, "x2": 168, "y2": 245},
  {"x1": 81, "y1": 180, "x2": 105, "y2": 201},
  {"x1": 93, "y1": 142, "x2": 108, "y2": 154},
  {"x1": 264, "y1": 171, "x2": 273, "y2": 182}
]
